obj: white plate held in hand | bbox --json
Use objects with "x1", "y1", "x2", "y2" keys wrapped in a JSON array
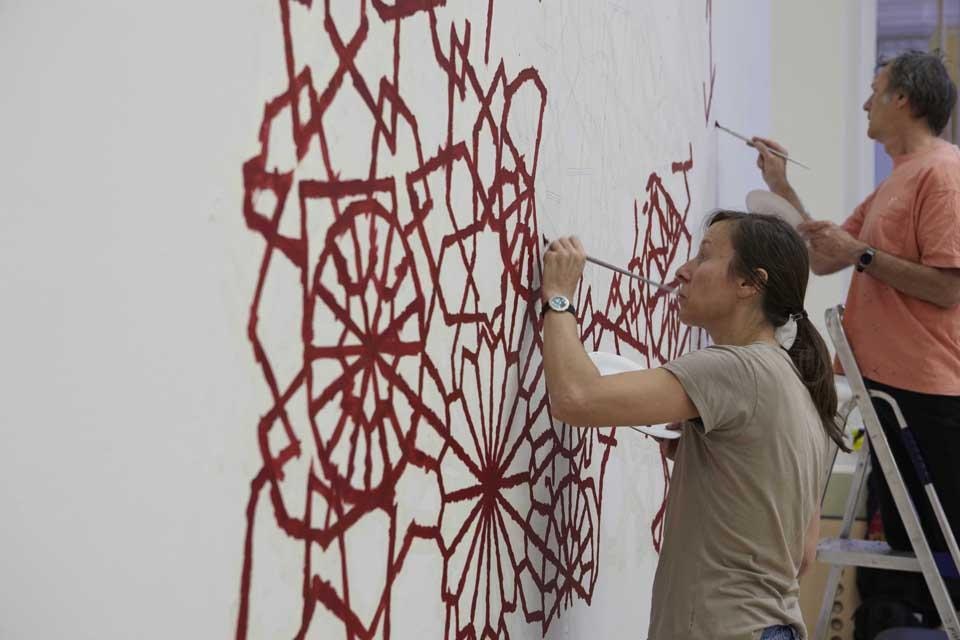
[
  {"x1": 634, "y1": 423, "x2": 682, "y2": 439},
  {"x1": 745, "y1": 189, "x2": 805, "y2": 227},
  {"x1": 586, "y1": 351, "x2": 681, "y2": 440}
]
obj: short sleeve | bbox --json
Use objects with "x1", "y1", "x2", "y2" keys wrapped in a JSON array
[
  {"x1": 841, "y1": 193, "x2": 875, "y2": 238},
  {"x1": 917, "y1": 189, "x2": 960, "y2": 268},
  {"x1": 662, "y1": 345, "x2": 758, "y2": 434}
]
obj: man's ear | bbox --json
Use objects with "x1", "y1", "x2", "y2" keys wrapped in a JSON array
[{"x1": 737, "y1": 267, "x2": 767, "y2": 300}]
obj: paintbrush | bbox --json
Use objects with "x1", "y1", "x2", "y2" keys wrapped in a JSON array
[
  {"x1": 715, "y1": 121, "x2": 811, "y2": 170},
  {"x1": 583, "y1": 254, "x2": 678, "y2": 294},
  {"x1": 543, "y1": 235, "x2": 677, "y2": 295}
]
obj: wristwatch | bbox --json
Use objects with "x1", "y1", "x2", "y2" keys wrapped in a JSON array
[
  {"x1": 542, "y1": 294, "x2": 577, "y2": 318},
  {"x1": 855, "y1": 247, "x2": 876, "y2": 272}
]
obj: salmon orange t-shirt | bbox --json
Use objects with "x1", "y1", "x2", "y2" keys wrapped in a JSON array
[{"x1": 840, "y1": 138, "x2": 960, "y2": 395}]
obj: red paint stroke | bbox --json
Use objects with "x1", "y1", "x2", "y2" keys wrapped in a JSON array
[
  {"x1": 702, "y1": 0, "x2": 716, "y2": 124},
  {"x1": 577, "y1": 143, "x2": 702, "y2": 554},
  {"x1": 484, "y1": 0, "x2": 494, "y2": 65},
  {"x1": 236, "y1": 1, "x2": 701, "y2": 637}
]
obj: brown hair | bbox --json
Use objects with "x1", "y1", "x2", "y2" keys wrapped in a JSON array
[{"x1": 708, "y1": 210, "x2": 849, "y2": 451}]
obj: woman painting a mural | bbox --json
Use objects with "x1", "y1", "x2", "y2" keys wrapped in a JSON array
[{"x1": 541, "y1": 211, "x2": 848, "y2": 640}]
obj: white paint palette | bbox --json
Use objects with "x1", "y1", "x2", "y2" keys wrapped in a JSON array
[{"x1": 745, "y1": 189, "x2": 806, "y2": 227}]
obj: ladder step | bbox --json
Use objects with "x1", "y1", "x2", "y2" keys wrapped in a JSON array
[{"x1": 817, "y1": 538, "x2": 921, "y2": 572}]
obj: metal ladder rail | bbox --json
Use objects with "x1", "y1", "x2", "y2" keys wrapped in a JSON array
[
  {"x1": 813, "y1": 305, "x2": 960, "y2": 639},
  {"x1": 810, "y1": 370, "x2": 863, "y2": 638},
  {"x1": 811, "y1": 432, "x2": 872, "y2": 639},
  {"x1": 828, "y1": 305, "x2": 960, "y2": 589},
  {"x1": 876, "y1": 389, "x2": 960, "y2": 583}
]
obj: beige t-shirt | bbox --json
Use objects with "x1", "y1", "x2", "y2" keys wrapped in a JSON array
[{"x1": 648, "y1": 343, "x2": 828, "y2": 640}]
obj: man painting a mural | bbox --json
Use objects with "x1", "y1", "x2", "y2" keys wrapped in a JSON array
[{"x1": 754, "y1": 49, "x2": 960, "y2": 637}]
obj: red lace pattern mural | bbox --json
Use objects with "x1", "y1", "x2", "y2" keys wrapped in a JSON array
[{"x1": 236, "y1": 1, "x2": 702, "y2": 638}]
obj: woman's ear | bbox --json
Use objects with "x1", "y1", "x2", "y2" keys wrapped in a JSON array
[{"x1": 737, "y1": 267, "x2": 767, "y2": 300}]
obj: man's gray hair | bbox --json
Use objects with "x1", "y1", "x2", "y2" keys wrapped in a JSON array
[{"x1": 880, "y1": 50, "x2": 957, "y2": 135}]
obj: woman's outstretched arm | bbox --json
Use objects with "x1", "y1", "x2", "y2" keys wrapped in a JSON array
[
  {"x1": 543, "y1": 308, "x2": 697, "y2": 427},
  {"x1": 541, "y1": 236, "x2": 697, "y2": 428}
]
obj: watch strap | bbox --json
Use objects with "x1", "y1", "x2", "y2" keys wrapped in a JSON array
[{"x1": 541, "y1": 301, "x2": 578, "y2": 318}]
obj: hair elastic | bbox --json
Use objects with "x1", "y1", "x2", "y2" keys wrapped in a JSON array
[{"x1": 776, "y1": 311, "x2": 807, "y2": 350}]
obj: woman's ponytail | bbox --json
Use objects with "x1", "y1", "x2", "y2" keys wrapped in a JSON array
[{"x1": 787, "y1": 314, "x2": 849, "y2": 451}]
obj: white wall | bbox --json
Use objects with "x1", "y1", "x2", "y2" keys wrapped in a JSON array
[
  {"x1": 0, "y1": 2, "x2": 268, "y2": 638},
  {"x1": 0, "y1": 2, "x2": 876, "y2": 638},
  {"x1": 714, "y1": 1, "x2": 774, "y2": 212},
  {"x1": 0, "y1": 2, "x2": 715, "y2": 639},
  {"x1": 715, "y1": 0, "x2": 878, "y2": 338},
  {"x1": 770, "y1": 0, "x2": 877, "y2": 334}
]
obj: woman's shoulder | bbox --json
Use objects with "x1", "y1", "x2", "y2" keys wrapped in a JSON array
[
  {"x1": 703, "y1": 342, "x2": 800, "y2": 388},
  {"x1": 671, "y1": 343, "x2": 756, "y2": 366},
  {"x1": 684, "y1": 341, "x2": 782, "y2": 362},
  {"x1": 665, "y1": 344, "x2": 764, "y2": 390},
  {"x1": 739, "y1": 342, "x2": 800, "y2": 376}
]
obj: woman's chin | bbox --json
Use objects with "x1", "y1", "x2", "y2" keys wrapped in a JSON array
[{"x1": 677, "y1": 307, "x2": 704, "y2": 330}]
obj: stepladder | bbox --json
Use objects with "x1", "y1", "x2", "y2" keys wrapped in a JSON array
[{"x1": 813, "y1": 305, "x2": 960, "y2": 639}]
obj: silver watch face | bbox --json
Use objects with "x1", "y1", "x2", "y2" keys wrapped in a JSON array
[{"x1": 548, "y1": 295, "x2": 570, "y2": 312}]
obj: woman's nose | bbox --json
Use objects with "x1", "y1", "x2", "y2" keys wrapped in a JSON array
[{"x1": 676, "y1": 260, "x2": 693, "y2": 282}]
